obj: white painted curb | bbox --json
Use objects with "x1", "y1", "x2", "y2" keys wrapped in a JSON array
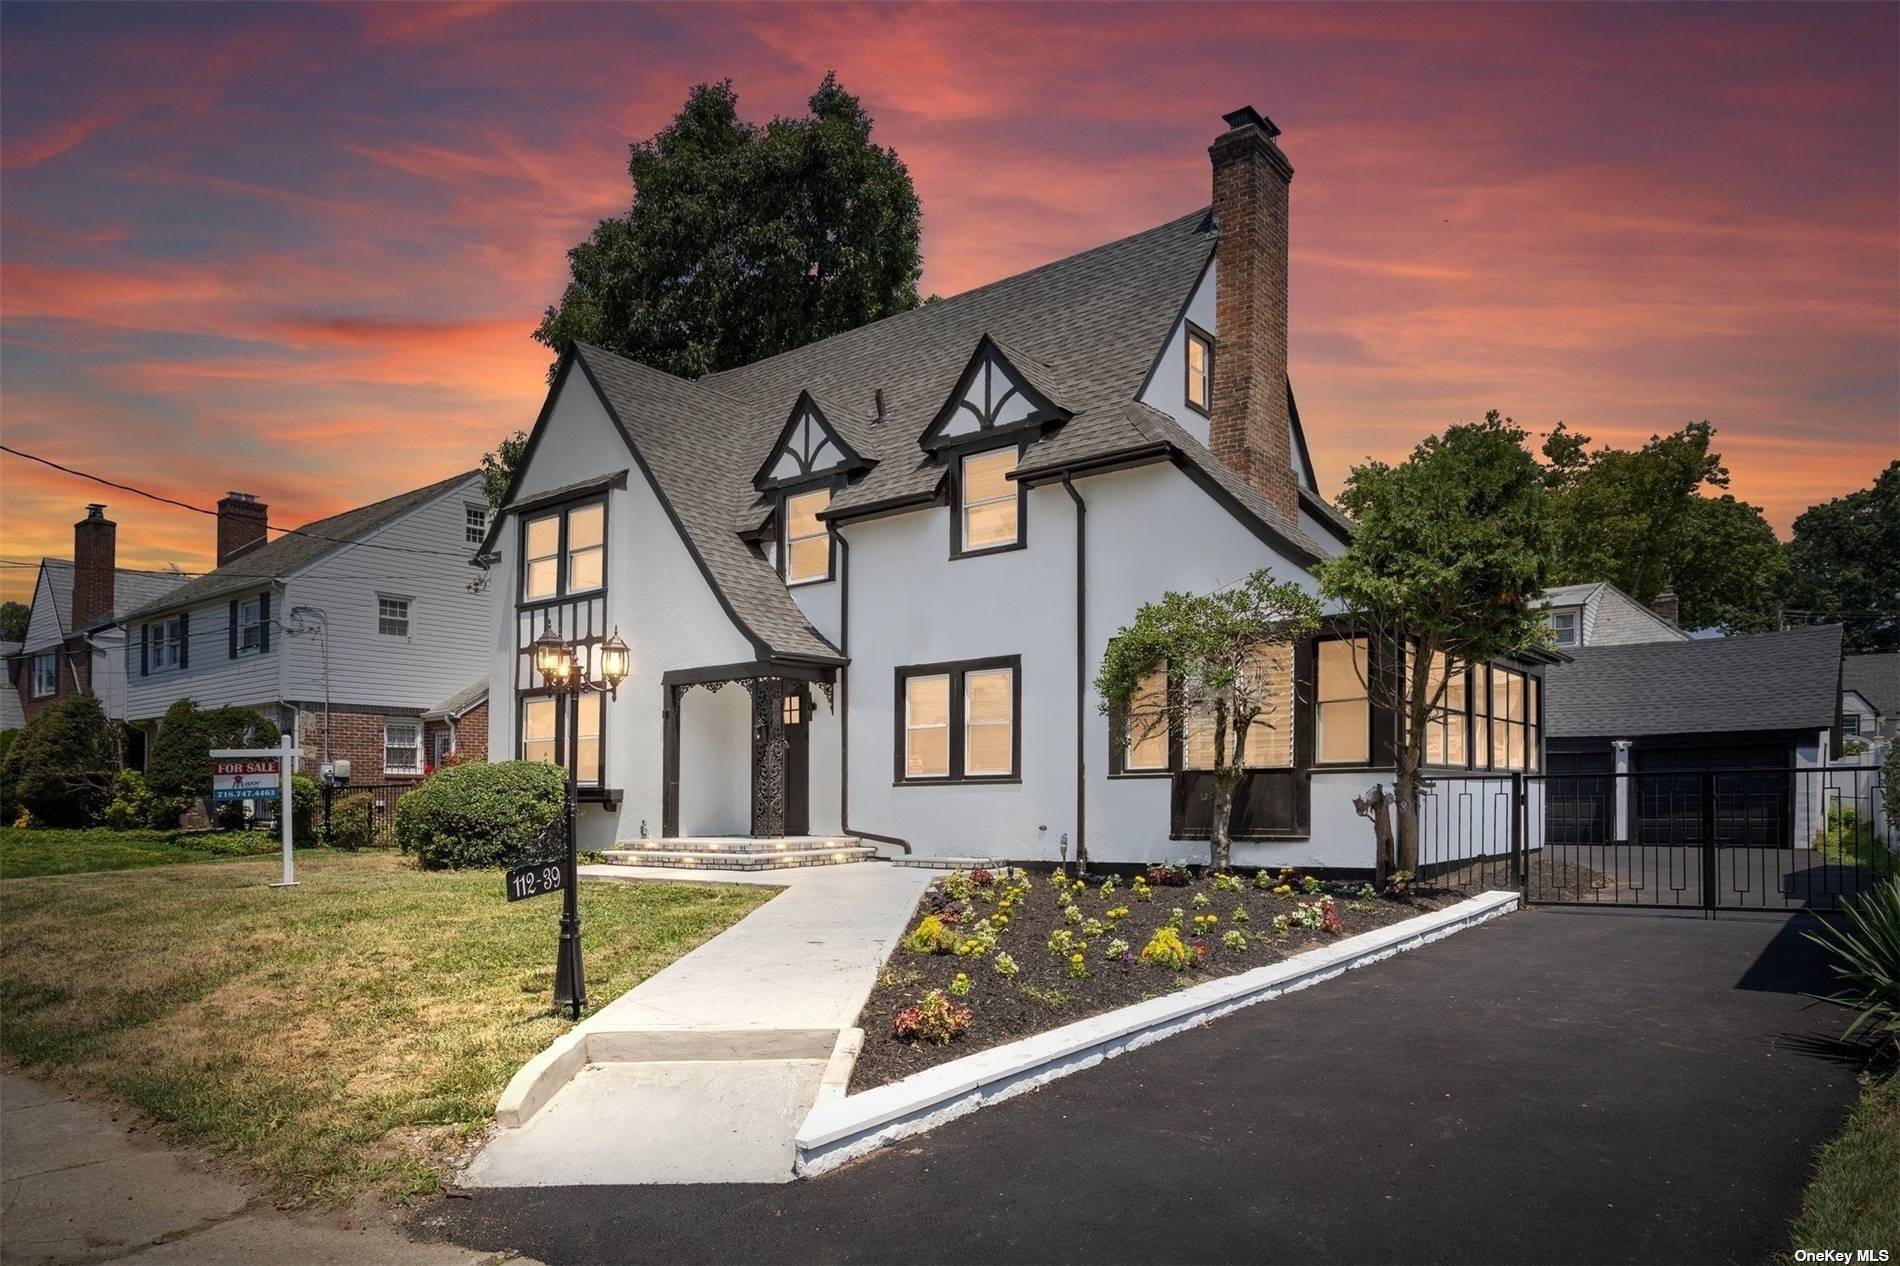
[{"x1": 794, "y1": 889, "x2": 1520, "y2": 1176}]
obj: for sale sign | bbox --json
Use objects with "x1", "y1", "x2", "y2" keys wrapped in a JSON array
[{"x1": 211, "y1": 756, "x2": 281, "y2": 803}]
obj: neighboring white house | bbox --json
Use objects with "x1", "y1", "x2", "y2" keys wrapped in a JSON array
[
  {"x1": 1539, "y1": 581, "x2": 1689, "y2": 650},
  {"x1": 0, "y1": 643, "x2": 27, "y2": 733},
  {"x1": 5, "y1": 505, "x2": 188, "y2": 755},
  {"x1": 477, "y1": 107, "x2": 1556, "y2": 871},
  {"x1": 121, "y1": 473, "x2": 493, "y2": 782},
  {"x1": 1842, "y1": 653, "x2": 1897, "y2": 740}
]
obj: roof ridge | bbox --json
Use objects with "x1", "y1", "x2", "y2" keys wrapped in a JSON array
[{"x1": 289, "y1": 468, "x2": 479, "y2": 535}]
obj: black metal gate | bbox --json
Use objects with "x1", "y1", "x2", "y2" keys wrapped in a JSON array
[{"x1": 1523, "y1": 764, "x2": 1891, "y2": 912}]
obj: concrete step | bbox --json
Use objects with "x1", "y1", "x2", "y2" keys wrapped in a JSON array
[
  {"x1": 890, "y1": 855, "x2": 1001, "y2": 871},
  {"x1": 600, "y1": 846, "x2": 877, "y2": 871},
  {"x1": 613, "y1": 836, "x2": 866, "y2": 856}
]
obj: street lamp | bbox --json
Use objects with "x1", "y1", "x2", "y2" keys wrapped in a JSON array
[{"x1": 532, "y1": 614, "x2": 630, "y2": 1018}]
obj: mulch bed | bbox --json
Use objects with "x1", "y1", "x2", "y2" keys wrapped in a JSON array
[{"x1": 849, "y1": 865, "x2": 1464, "y2": 1092}]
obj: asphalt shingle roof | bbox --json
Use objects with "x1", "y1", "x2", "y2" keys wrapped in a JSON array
[
  {"x1": 554, "y1": 207, "x2": 1336, "y2": 657},
  {"x1": 1544, "y1": 623, "x2": 1844, "y2": 739},
  {"x1": 125, "y1": 471, "x2": 479, "y2": 621},
  {"x1": 24, "y1": 559, "x2": 191, "y2": 647},
  {"x1": 1842, "y1": 652, "x2": 1899, "y2": 718}
]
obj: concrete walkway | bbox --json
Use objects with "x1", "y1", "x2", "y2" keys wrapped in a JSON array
[
  {"x1": 0, "y1": 1073, "x2": 522, "y2": 1266},
  {"x1": 459, "y1": 861, "x2": 932, "y2": 1188}
]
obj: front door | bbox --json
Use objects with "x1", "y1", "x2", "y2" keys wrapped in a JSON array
[{"x1": 781, "y1": 686, "x2": 810, "y2": 836}]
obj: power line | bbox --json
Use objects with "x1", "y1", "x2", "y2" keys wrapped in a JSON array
[{"x1": 0, "y1": 445, "x2": 479, "y2": 561}]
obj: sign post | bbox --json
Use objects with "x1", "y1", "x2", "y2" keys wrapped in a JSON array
[{"x1": 212, "y1": 739, "x2": 297, "y2": 887}]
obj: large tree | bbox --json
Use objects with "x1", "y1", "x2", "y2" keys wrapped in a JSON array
[
  {"x1": 1316, "y1": 412, "x2": 1555, "y2": 874},
  {"x1": 0, "y1": 601, "x2": 27, "y2": 642},
  {"x1": 480, "y1": 430, "x2": 527, "y2": 512},
  {"x1": 1541, "y1": 420, "x2": 1785, "y2": 632},
  {"x1": 534, "y1": 74, "x2": 923, "y2": 379},
  {"x1": 1785, "y1": 460, "x2": 1900, "y2": 652},
  {"x1": 1097, "y1": 571, "x2": 1321, "y2": 871}
]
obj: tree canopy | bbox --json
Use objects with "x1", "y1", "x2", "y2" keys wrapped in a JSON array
[
  {"x1": 1540, "y1": 420, "x2": 1785, "y2": 632},
  {"x1": 1097, "y1": 571, "x2": 1321, "y2": 871},
  {"x1": 480, "y1": 430, "x2": 527, "y2": 512},
  {"x1": 0, "y1": 601, "x2": 27, "y2": 642},
  {"x1": 1785, "y1": 460, "x2": 1900, "y2": 653},
  {"x1": 1315, "y1": 411, "x2": 1554, "y2": 872},
  {"x1": 0, "y1": 693, "x2": 115, "y2": 827},
  {"x1": 533, "y1": 74, "x2": 923, "y2": 380}
]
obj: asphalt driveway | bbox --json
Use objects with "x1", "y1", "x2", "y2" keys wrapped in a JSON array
[{"x1": 413, "y1": 907, "x2": 1865, "y2": 1265}]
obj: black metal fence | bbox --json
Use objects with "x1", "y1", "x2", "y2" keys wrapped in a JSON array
[
  {"x1": 318, "y1": 781, "x2": 417, "y2": 850},
  {"x1": 1411, "y1": 764, "x2": 1892, "y2": 913}
]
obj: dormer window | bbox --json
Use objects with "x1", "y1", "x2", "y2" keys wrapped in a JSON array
[
  {"x1": 783, "y1": 486, "x2": 833, "y2": 585},
  {"x1": 956, "y1": 446, "x2": 1022, "y2": 556},
  {"x1": 921, "y1": 335, "x2": 1069, "y2": 453},
  {"x1": 1185, "y1": 324, "x2": 1213, "y2": 415}
]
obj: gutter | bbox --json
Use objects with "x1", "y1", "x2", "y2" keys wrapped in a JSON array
[
  {"x1": 1060, "y1": 474, "x2": 1090, "y2": 874},
  {"x1": 835, "y1": 532, "x2": 911, "y2": 854}
]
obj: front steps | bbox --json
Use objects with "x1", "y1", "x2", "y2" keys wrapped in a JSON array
[{"x1": 602, "y1": 836, "x2": 877, "y2": 871}]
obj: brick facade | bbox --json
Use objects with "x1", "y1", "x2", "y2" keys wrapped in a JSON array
[
  {"x1": 71, "y1": 507, "x2": 116, "y2": 632},
  {"x1": 15, "y1": 642, "x2": 91, "y2": 724},
  {"x1": 1208, "y1": 109, "x2": 1300, "y2": 522},
  {"x1": 216, "y1": 493, "x2": 269, "y2": 566},
  {"x1": 294, "y1": 704, "x2": 428, "y2": 783}
]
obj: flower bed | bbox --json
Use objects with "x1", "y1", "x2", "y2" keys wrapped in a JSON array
[{"x1": 851, "y1": 864, "x2": 1460, "y2": 1091}]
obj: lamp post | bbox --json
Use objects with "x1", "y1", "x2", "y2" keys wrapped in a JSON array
[{"x1": 532, "y1": 615, "x2": 631, "y2": 1019}]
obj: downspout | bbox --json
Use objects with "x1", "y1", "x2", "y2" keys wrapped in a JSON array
[
  {"x1": 835, "y1": 531, "x2": 911, "y2": 854},
  {"x1": 1061, "y1": 474, "x2": 1089, "y2": 874}
]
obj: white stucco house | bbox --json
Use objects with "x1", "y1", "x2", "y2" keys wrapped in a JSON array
[{"x1": 478, "y1": 107, "x2": 1555, "y2": 871}]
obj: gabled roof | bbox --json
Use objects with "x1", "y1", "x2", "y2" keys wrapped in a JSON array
[
  {"x1": 751, "y1": 391, "x2": 867, "y2": 491},
  {"x1": 1843, "y1": 653, "x2": 1899, "y2": 718},
  {"x1": 424, "y1": 677, "x2": 489, "y2": 720},
  {"x1": 1544, "y1": 624, "x2": 1844, "y2": 739},
  {"x1": 21, "y1": 558, "x2": 190, "y2": 649},
  {"x1": 125, "y1": 471, "x2": 479, "y2": 621}
]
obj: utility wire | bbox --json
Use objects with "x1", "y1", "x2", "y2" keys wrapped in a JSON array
[{"x1": 0, "y1": 444, "x2": 479, "y2": 561}]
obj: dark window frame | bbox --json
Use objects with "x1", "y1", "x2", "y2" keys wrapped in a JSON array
[
  {"x1": 516, "y1": 686, "x2": 607, "y2": 788},
  {"x1": 517, "y1": 495, "x2": 609, "y2": 608},
  {"x1": 1312, "y1": 634, "x2": 1375, "y2": 768},
  {"x1": 893, "y1": 654, "x2": 1023, "y2": 785},
  {"x1": 1184, "y1": 321, "x2": 1214, "y2": 417},
  {"x1": 776, "y1": 475, "x2": 842, "y2": 587},
  {"x1": 948, "y1": 440, "x2": 1029, "y2": 561}
]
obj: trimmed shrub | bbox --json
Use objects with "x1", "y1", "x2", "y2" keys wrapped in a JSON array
[
  {"x1": 392, "y1": 760, "x2": 564, "y2": 870},
  {"x1": 290, "y1": 774, "x2": 318, "y2": 846},
  {"x1": 146, "y1": 700, "x2": 280, "y2": 823},
  {"x1": 104, "y1": 769, "x2": 151, "y2": 831},
  {"x1": 1, "y1": 694, "x2": 115, "y2": 827},
  {"x1": 330, "y1": 792, "x2": 375, "y2": 852},
  {"x1": 0, "y1": 728, "x2": 20, "y2": 824}
]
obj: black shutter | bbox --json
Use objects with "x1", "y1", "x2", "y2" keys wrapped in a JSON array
[
  {"x1": 259, "y1": 592, "x2": 271, "y2": 653},
  {"x1": 140, "y1": 624, "x2": 149, "y2": 677},
  {"x1": 229, "y1": 600, "x2": 239, "y2": 659},
  {"x1": 179, "y1": 613, "x2": 189, "y2": 671}
]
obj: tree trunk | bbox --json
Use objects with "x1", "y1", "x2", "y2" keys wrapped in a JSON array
[
  {"x1": 1354, "y1": 784, "x2": 1396, "y2": 885},
  {"x1": 1394, "y1": 767, "x2": 1421, "y2": 874},
  {"x1": 1208, "y1": 772, "x2": 1238, "y2": 871}
]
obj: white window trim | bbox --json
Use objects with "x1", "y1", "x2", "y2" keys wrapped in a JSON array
[
  {"x1": 147, "y1": 618, "x2": 184, "y2": 674},
  {"x1": 237, "y1": 598, "x2": 263, "y2": 655},
  {"x1": 1548, "y1": 608, "x2": 1581, "y2": 648},
  {"x1": 30, "y1": 653, "x2": 58, "y2": 698},
  {"x1": 464, "y1": 502, "x2": 489, "y2": 546},
  {"x1": 383, "y1": 718, "x2": 424, "y2": 776},
  {"x1": 377, "y1": 595, "x2": 413, "y2": 639}
]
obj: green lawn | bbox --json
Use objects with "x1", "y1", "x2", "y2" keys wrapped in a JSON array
[
  {"x1": 0, "y1": 849, "x2": 773, "y2": 1204},
  {"x1": 1789, "y1": 1069, "x2": 1900, "y2": 1257},
  {"x1": 0, "y1": 827, "x2": 283, "y2": 878}
]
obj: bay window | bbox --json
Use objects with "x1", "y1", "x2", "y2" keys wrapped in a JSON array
[
  {"x1": 1116, "y1": 669, "x2": 1171, "y2": 773},
  {"x1": 1184, "y1": 644, "x2": 1294, "y2": 769},
  {"x1": 897, "y1": 656, "x2": 1020, "y2": 783},
  {"x1": 1315, "y1": 637, "x2": 1371, "y2": 764}
]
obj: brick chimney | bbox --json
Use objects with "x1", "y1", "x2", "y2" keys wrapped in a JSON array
[
  {"x1": 72, "y1": 504, "x2": 116, "y2": 631},
  {"x1": 1208, "y1": 105, "x2": 1299, "y2": 521},
  {"x1": 1651, "y1": 586, "x2": 1680, "y2": 627},
  {"x1": 217, "y1": 492, "x2": 269, "y2": 566}
]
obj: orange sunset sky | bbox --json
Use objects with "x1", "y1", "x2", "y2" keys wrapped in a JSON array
[{"x1": 2, "y1": 1, "x2": 1896, "y2": 604}]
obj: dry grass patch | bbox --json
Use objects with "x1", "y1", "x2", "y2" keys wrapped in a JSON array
[{"x1": 0, "y1": 850, "x2": 771, "y2": 1206}]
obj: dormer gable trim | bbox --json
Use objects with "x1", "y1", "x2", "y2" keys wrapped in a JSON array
[
  {"x1": 752, "y1": 391, "x2": 866, "y2": 492},
  {"x1": 920, "y1": 335, "x2": 1070, "y2": 454}
]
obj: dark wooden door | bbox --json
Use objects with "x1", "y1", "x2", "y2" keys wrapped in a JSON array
[{"x1": 782, "y1": 686, "x2": 810, "y2": 836}]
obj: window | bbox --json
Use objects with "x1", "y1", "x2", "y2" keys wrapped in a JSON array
[
  {"x1": 1404, "y1": 648, "x2": 1469, "y2": 768},
  {"x1": 30, "y1": 653, "x2": 57, "y2": 698},
  {"x1": 1844, "y1": 712, "x2": 1863, "y2": 736},
  {"x1": 1479, "y1": 664, "x2": 1536, "y2": 772},
  {"x1": 1117, "y1": 669, "x2": 1171, "y2": 772},
  {"x1": 377, "y1": 597, "x2": 411, "y2": 638},
  {"x1": 521, "y1": 500, "x2": 606, "y2": 601},
  {"x1": 783, "y1": 487, "x2": 832, "y2": 584},
  {"x1": 897, "y1": 657, "x2": 1019, "y2": 782},
  {"x1": 519, "y1": 693, "x2": 602, "y2": 786},
  {"x1": 1315, "y1": 638, "x2": 1371, "y2": 764},
  {"x1": 384, "y1": 719, "x2": 423, "y2": 775},
  {"x1": 432, "y1": 729, "x2": 454, "y2": 767},
  {"x1": 1184, "y1": 644, "x2": 1295, "y2": 770},
  {"x1": 465, "y1": 503, "x2": 488, "y2": 546},
  {"x1": 1548, "y1": 608, "x2": 1580, "y2": 648},
  {"x1": 958, "y1": 447, "x2": 1020, "y2": 554},
  {"x1": 237, "y1": 598, "x2": 262, "y2": 653},
  {"x1": 147, "y1": 617, "x2": 184, "y2": 673},
  {"x1": 1184, "y1": 324, "x2": 1213, "y2": 415}
]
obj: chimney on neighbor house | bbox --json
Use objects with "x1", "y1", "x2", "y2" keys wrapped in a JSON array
[
  {"x1": 217, "y1": 492, "x2": 269, "y2": 567},
  {"x1": 1652, "y1": 586, "x2": 1680, "y2": 627},
  {"x1": 1209, "y1": 105, "x2": 1300, "y2": 522},
  {"x1": 72, "y1": 504, "x2": 116, "y2": 631}
]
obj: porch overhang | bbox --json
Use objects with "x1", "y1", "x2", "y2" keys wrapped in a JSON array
[{"x1": 661, "y1": 658, "x2": 840, "y2": 689}]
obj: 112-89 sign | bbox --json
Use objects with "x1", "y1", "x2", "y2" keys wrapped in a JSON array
[{"x1": 505, "y1": 860, "x2": 566, "y2": 903}]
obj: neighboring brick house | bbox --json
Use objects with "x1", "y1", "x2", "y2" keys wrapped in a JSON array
[
  {"x1": 121, "y1": 473, "x2": 495, "y2": 783},
  {"x1": 421, "y1": 678, "x2": 489, "y2": 768},
  {"x1": 5, "y1": 506, "x2": 189, "y2": 753}
]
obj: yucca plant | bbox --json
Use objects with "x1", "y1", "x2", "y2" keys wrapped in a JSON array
[{"x1": 1804, "y1": 877, "x2": 1900, "y2": 1047}]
